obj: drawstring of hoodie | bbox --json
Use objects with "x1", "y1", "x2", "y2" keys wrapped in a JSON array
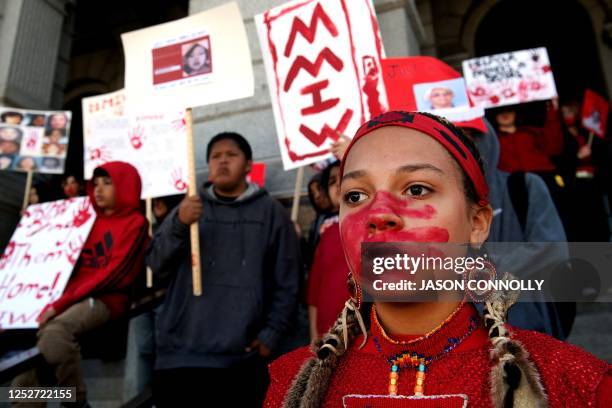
[{"x1": 238, "y1": 205, "x2": 246, "y2": 267}]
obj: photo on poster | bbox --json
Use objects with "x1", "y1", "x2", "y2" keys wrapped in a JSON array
[
  {"x1": 0, "y1": 153, "x2": 14, "y2": 169},
  {"x1": 0, "y1": 107, "x2": 71, "y2": 174},
  {"x1": 0, "y1": 126, "x2": 23, "y2": 144},
  {"x1": 40, "y1": 156, "x2": 64, "y2": 173},
  {"x1": 0, "y1": 111, "x2": 24, "y2": 125},
  {"x1": 152, "y1": 32, "x2": 213, "y2": 90},
  {"x1": 25, "y1": 113, "x2": 47, "y2": 127},
  {"x1": 12, "y1": 156, "x2": 40, "y2": 172},
  {"x1": 413, "y1": 78, "x2": 470, "y2": 111}
]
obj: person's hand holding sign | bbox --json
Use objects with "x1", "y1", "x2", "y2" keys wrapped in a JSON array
[
  {"x1": 178, "y1": 195, "x2": 203, "y2": 225},
  {"x1": 330, "y1": 134, "x2": 351, "y2": 161}
]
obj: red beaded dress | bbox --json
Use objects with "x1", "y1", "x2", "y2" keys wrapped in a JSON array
[{"x1": 265, "y1": 303, "x2": 611, "y2": 407}]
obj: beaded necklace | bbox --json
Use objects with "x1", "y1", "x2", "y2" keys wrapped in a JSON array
[{"x1": 372, "y1": 304, "x2": 479, "y2": 396}]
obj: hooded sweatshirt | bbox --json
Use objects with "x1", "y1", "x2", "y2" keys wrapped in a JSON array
[
  {"x1": 472, "y1": 120, "x2": 570, "y2": 339},
  {"x1": 147, "y1": 182, "x2": 300, "y2": 369},
  {"x1": 48, "y1": 161, "x2": 148, "y2": 320}
]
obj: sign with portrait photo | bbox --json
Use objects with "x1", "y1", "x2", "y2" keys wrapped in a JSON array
[
  {"x1": 0, "y1": 107, "x2": 71, "y2": 174},
  {"x1": 121, "y1": 2, "x2": 253, "y2": 110}
]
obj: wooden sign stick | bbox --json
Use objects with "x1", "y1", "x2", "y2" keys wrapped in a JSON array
[
  {"x1": 21, "y1": 170, "x2": 33, "y2": 211},
  {"x1": 145, "y1": 197, "x2": 153, "y2": 288},
  {"x1": 185, "y1": 108, "x2": 202, "y2": 296},
  {"x1": 291, "y1": 166, "x2": 304, "y2": 222}
]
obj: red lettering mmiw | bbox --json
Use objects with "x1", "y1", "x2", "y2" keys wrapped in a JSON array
[{"x1": 283, "y1": 3, "x2": 353, "y2": 147}]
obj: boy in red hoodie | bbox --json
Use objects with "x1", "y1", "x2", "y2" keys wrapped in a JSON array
[{"x1": 12, "y1": 161, "x2": 148, "y2": 407}]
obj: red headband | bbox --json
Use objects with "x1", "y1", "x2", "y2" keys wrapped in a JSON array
[{"x1": 339, "y1": 111, "x2": 489, "y2": 206}]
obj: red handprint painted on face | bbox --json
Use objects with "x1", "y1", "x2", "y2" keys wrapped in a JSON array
[
  {"x1": 88, "y1": 146, "x2": 112, "y2": 162},
  {"x1": 129, "y1": 126, "x2": 145, "y2": 150},
  {"x1": 171, "y1": 168, "x2": 188, "y2": 191},
  {"x1": 72, "y1": 199, "x2": 92, "y2": 228}
]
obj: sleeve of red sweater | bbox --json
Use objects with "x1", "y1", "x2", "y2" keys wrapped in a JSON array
[
  {"x1": 50, "y1": 216, "x2": 148, "y2": 316},
  {"x1": 597, "y1": 371, "x2": 612, "y2": 407},
  {"x1": 537, "y1": 106, "x2": 564, "y2": 156}
]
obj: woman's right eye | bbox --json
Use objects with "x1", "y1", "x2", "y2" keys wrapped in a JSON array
[{"x1": 344, "y1": 191, "x2": 368, "y2": 204}]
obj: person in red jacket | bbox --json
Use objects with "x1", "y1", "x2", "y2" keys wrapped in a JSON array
[
  {"x1": 12, "y1": 161, "x2": 148, "y2": 407},
  {"x1": 264, "y1": 111, "x2": 611, "y2": 408},
  {"x1": 307, "y1": 161, "x2": 350, "y2": 341}
]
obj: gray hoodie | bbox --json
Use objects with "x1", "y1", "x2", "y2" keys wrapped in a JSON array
[
  {"x1": 474, "y1": 120, "x2": 570, "y2": 339},
  {"x1": 146, "y1": 182, "x2": 300, "y2": 369}
]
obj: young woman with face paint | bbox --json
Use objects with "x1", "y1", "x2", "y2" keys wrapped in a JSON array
[{"x1": 264, "y1": 112, "x2": 611, "y2": 408}]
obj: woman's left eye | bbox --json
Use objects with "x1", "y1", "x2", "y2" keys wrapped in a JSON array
[{"x1": 405, "y1": 184, "x2": 432, "y2": 197}]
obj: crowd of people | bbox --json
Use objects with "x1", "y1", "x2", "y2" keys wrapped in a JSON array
[{"x1": 3, "y1": 93, "x2": 612, "y2": 407}]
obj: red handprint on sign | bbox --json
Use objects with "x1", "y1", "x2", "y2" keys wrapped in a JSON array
[
  {"x1": 171, "y1": 117, "x2": 187, "y2": 132},
  {"x1": 26, "y1": 135, "x2": 37, "y2": 149},
  {"x1": 88, "y1": 146, "x2": 112, "y2": 162},
  {"x1": 72, "y1": 199, "x2": 92, "y2": 228},
  {"x1": 171, "y1": 168, "x2": 188, "y2": 192},
  {"x1": 129, "y1": 126, "x2": 145, "y2": 150}
]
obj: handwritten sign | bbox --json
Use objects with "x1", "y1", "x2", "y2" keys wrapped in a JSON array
[
  {"x1": 0, "y1": 197, "x2": 96, "y2": 329},
  {"x1": 256, "y1": 0, "x2": 388, "y2": 170},
  {"x1": 462, "y1": 47, "x2": 557, "y2": 109},
  {"x1": 82, "y1": 89, "x2": 190, "y2": 199},
  {"x1": 0, "y1": 107, "x2": 72, "y2": 174}
]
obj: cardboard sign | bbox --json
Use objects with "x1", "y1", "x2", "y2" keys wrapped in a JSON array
[
  {"x1": 462, "y1": 47, "x2": 557, "y2": 109},
  {"x1": 256, "y1": 0, "x2": 388, "y2": 170},
  {"x1": 581, "y1": 89, "x2": 608, "y2": 138},
  {"x1": 0, "y1": 197, "x2": 96, "y2": 329},
  {"x1": 82, "y1": 89, "x2": 190, "y2": 199},
  {"x1": 0, "y1": 107, "x2": 72, "y2": 174},
  {"x1": 382, "y1": 57, "x2": 485, "y2": 132},
  {"x1": 121, "y1": 2, "x2": 253, "y2": 110},
  {"x1": 246, "y1": 162, "x2": 266, "y2": 187}
]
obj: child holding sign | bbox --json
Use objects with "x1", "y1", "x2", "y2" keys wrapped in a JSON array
[{"x1": 12, "y1": 161, "x2": 148, "y2": 407}]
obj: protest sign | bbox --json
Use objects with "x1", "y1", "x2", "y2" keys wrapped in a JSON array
[
  {"x1": 256, "y1": 0, "x2": 388, "y2": 170},
  {"x1": 122, "y1": 2, "x2": 254, "y2": 296},
  {"x1": 462, "y1": 47, "x2": 557, "y2": 109},
  {"x1": 382, "y1": 56, "x2": 485, "y2": 132},
  {"x1": 0, "y1": 197, "x2": 96, "y2": 329},
  {"x1": 82, "y1": 89, "x2": 189, "y2": 199},
  {"x1": 121, "y1": 2, "x2": 253, "y2": 110},
  {"x1": 0, "y1": 107, "x2": 72, "y2": 174},
  {"x1": 581, "y1": 89, "x2": 608, "y2": 138}
]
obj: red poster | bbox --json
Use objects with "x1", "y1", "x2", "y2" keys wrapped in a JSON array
[
  {"x1": 381, "y1": 56, "x2": 486, "y2": 133},
  {"x1": 581, "y1": 89, "x2": 609, "y2": 138}
]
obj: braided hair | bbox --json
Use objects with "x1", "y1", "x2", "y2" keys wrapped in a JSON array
[{"x1": 284, "y1": 112, "x2": 524, "y2": 407}]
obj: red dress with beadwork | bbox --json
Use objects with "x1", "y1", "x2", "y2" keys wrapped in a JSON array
[{"x1": 265, "y1": 304, "x2": 611, "y2": 407}]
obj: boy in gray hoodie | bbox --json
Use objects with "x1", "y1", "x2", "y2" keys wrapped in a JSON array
[{"x1": 146, "y1": 132, "x2": 300, "y2": 407}]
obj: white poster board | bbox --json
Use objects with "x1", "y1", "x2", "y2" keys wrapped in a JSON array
[
  {"x1": 256, "y1": 0, "x2": 388, "y2": 170},
  {"x1": 462, "y1": 47, "x2": 557, "y2": 109},
  {"x1": 0, "y1": 197, "x2": 96, "y2": 329},
  {"x1": 82, "y1": 90, "x2": 189, "y2": 199},
  {"x1": 121, "y1": 2, "x2": 253, "y2": 110}
]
